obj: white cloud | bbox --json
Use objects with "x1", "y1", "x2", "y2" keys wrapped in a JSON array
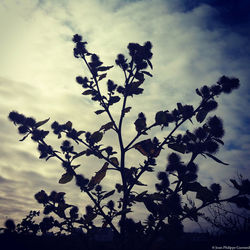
[{"x1": 0, "y1": 0, "x2": 249, "y2": 232}]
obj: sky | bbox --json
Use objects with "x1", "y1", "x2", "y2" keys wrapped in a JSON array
[{"x1": 0, "y1": 0, "x2": 250, "y2": 232}]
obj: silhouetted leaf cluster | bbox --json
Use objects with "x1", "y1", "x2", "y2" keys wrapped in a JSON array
[{"x1": 7, "y1": 33, "x2": 249, "y2": 250}]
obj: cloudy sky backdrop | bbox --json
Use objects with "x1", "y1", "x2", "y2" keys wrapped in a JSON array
[{"x1": 0, "y1": 0, "x2": 250, "y2": 232}]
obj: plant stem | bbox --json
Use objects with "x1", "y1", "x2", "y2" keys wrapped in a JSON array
[
  {"x1": 125, "y1": 123, "x2": 156, "y2": 151},
  {"x1": 81, "y1": 56, "x2": 119, "y2": 132},
  {"x1": 85, "y1": 189, "x2": 120, "y2": 236},
  {"x1": 179, "y1": 193, "x2": 241, "y2": 222}
]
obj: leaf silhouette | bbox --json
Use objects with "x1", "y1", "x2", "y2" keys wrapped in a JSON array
[
  {"x1": 196, "y1": 109, "x2": 208, "y2": 123},
  {"x1": 97, "y1": 66, "x2": 113, "y2": 71},
  {"x1": 59, "y1": 172, "x2": 74, "y2": 184},
  {"x1": 90, "y1": 131, "x2": 103, "y2": 143},
  {"x1": 102, "y1": 190, "x2": 115, "y2": 199},
  {"x1": 65, "y1": 121, "x2": 72, "y2": 129},
  {"x1": 124, "y1": 106, "x2": 132, "y2": 114},
  {"x1": 84, "y1": 212, "x2": 97, "y2": 223},
  {"x1": 77, "y1": 130, "x2": 85, "y2": 136},
  {"x1": 88, "y1": 162, "x2": 109, "y2": 188},
  {"x1": 168, "y1": 143, "x2": 186, "y2": 154},
  {"x1": 205, "y1": 153, "x2": 229, "y2": 165},
  {"x1": 230, "y1": 179, "x2": 241, "y2": 190},
  {"x1": 134, "y1": 180, "x2": 147, "y2": 186},
  {"x1": 143, "y1": 197, "x2": 158, "y2": 216},
  {"x1": 57, "y1": 202, "x2": 71, "y2": 218},
  {"x1": 213, "y1": 138, "x2": 224, "y2": 145},
  {"x1": 141, "y1": 71, "x2": 153, "y2": 77},
  {"x1": 95, "y1": 110, "x2": 105, "y2": 115},
  {"x1": 134, "y1": 139, "x2": 161, "y2": 158},
  {"x1": 98, "y1": 73, "x2": 107, "y2": 81},
  {"x1": 148, "y1": 193, "x2": 165, "y2": 201},
  {"x1": 196, "y1": 88, "x2": 202, "y2": 96},
  {"x1": 110, "y1": 157, "x2": 119, "y2": 167},
  {"x1": 82, "y1": 90, "x2": 94, "y2": 95},
  {"x1": 100, "y1": 122, "x2": 113, "y2": 131},
  {"x1": 146, "y1": 59, "x2": 153, "y2": 69},
  {"x1": 35, "y1": 118, "x2": 50, "y2": 128},
  {"x1": 19, "y1": 134, "x2": 29, "y2": 141},
  {"x1": 72, "y1": 151, "x2": 86, "y2": 160},
  {"x1": 109, "y1": 96, "x2": 120, "y2": 105},
  {"x1": 196, "y1": 187, "x2": 215, "y2": 203},
  {"x1": 134, "y1": 191, "x2": 148, "y2": 202}
]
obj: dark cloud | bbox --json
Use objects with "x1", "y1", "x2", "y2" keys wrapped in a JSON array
[{"x1": 170, "y1": 0, "x2": 250, "y2": 36}]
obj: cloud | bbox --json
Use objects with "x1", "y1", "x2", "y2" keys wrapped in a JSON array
[{"x1": 0, "y1": 0, "x2": 249, "y2": 232}]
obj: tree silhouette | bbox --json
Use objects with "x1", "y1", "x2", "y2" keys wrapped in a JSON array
[{"x1": 6, "y1": 34, "x2": 250, "y2": 249}]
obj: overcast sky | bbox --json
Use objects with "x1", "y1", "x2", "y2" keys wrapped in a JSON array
[{"x1": 0, "y1": 0, "x2": 250, "y2": 232}]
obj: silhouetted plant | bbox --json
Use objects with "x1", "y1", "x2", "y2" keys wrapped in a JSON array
[
  {"x1": 15, "y1": 211, "x2": 40, "y2": 235},
  {"x1": 3, "y1": 219, "x2": 16, "y2": 233},
  {"x1": 203, "y1": 175, "x2": 250, "y2": 236},
  {"x1": 204, "y1": 203, "x2": 250, "y2": 235},
  {"x1": 7, "y1": 34, "x2": 249, "y2": 249}
]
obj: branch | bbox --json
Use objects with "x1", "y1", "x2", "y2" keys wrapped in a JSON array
[
  {"x1": 159, "y1": 95, "x2": 214, "y2": 149},
  {"x1": 81, "y1": 56, "x2": 119, "y2": 133},
  {"x1": 77, "y1": 138, "x2": 120, "y2": 170},
  {"x1": 180, "y1": 193, "x2": 242, "y2": 223},
  {"x1": 40, "y1": 139, "x2": 120, "y2": 235},
  {"x1": 125, "y1": 123, "x2": 156, "y2": 151},
  {"x1": 85, "y1": 188, "x2": 120, "y2": 236}
]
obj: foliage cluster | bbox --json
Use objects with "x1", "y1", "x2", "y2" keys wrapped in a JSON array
[{"x1": 6, "y1": 34, "x2": 250, "y2": 249}]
